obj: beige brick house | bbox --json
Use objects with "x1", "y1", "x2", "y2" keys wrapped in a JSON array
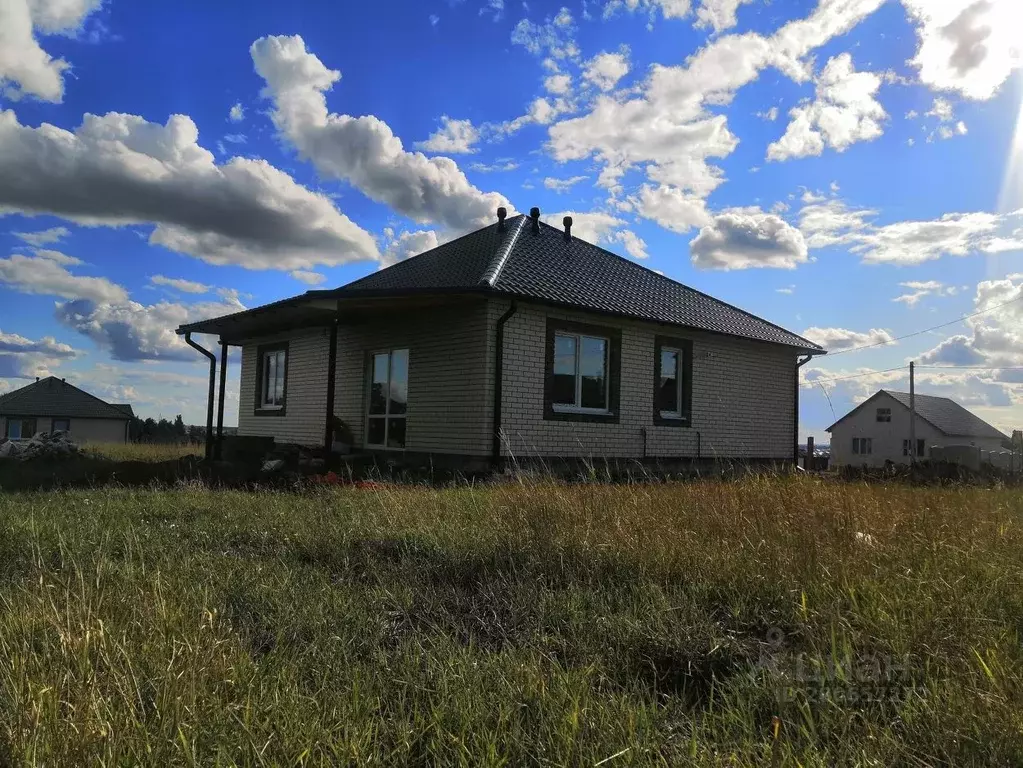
[{"x1": 178, "y1": 208, "x2": 824, "y2": 467}]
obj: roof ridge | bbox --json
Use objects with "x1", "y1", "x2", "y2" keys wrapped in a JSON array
[{"x1": 479, "y1": 214, "x2": 527, "y2": 288}]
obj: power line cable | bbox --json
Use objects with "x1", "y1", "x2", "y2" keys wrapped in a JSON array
[
  {"x1": 808, "y1": 363, "x2": 1023, "y2": 386},
  {"x1": 824, "y1": 293, "x2": 1023, "y2": 357},
  {"x1": 806, "y1": 365, "x2": 907, "y2": 384}
]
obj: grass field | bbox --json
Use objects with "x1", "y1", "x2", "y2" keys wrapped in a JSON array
[
  {"x1": 1, "y1": 477, "x2": 1021, "y2": 765},
  {"x1": 84, "y1": 442, "x2": 201, "y2": 463}
]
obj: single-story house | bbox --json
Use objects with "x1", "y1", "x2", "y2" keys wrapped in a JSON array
[
  {"x1": 827, "y1": 389, "x2": 1008, "y2": 468},
  {"x1": 177, "y1": 208, "x2": 825, "y2": 468},
  {"x1": 0, "y1": 376, "x2": 134, "y2": 443}
]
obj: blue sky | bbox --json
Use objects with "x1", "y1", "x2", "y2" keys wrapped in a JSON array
[{"x1": 1, "y1": 0, "x2": 1022, "y2": 438}]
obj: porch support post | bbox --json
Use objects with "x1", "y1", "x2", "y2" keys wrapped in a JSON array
[
  {"x1": 323, "y1": 313, "x2": 339, "y2": 456},
  {"x1": 216, "y1": 339, "x2": 228, "y2": 459}
]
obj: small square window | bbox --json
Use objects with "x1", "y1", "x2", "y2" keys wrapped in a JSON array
[
  {"x1": 52, "y1": 419, "x2": 70, "y2": 433},
  {"x1": 876, "y1": 408, "x2": 891, "y2": 422}
]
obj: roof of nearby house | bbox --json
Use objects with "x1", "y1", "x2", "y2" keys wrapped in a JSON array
[
  {"x1": 0, "y1": 377, "x2": 133, "y2": 420},
  {"x1": 825, "y1": 389, "x2": 1008, "y2": 440},
  {"x1": 178, "y1": 212, "x2": 824, "y2": 352}
]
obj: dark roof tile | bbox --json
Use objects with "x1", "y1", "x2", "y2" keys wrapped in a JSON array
[
  {"x1": 332, "y1": 214, "x2": 822, "y2": 351},
  {"x1": 0, "y1": 377, "x2": 132, "y2": 420}
]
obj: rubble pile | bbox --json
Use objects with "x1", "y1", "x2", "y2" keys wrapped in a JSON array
[{"x1": 0, "y1": 431, "x2": 81, "y2": 461}]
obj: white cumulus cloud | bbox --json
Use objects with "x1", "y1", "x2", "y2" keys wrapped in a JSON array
[
  {"x1": 767, "y1": 53, "x2": 887, "y2": 162},
  {"x1": 0, "y1": 109, "x2": 381, "y2": 270},
  {"x1": 415, "y1": 116, "x2": 481, "y2": 154},
  {"x1": 801, "y1": 326, "x2": 895, "y2": 352},
  {"x1": 689, "y1": 209, "x2": 809, "y2": 270},
  {"x1": 903, "y1": 0, "x2": 1022, "y2": 100},
  {"x1": 0, "y1": 0, "x2": 103, "y2": 102},
  {"x1": 251, "y1": 35, "x2": 511, "y2": 233}
]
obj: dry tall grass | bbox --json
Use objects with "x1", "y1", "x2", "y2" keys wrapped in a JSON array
[{"x1": 0, "y1": 476, "x2": 1020, "y2": 764}]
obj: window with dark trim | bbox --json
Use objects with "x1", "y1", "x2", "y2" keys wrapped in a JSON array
[
  {"x1": 876, "y1": 408, "x2": 891, "y2": 422},
  {"x1": 653, "y1": 336, "x2": 693, "y2": 426},
  {"x1": 52, "y1": 418, "x2": 70, "y2": 432},
  {"x1": 254, "y1": 342, "x2": 289, "y2": 416},
  {"x1": 544, "y1": 319, "x2": 620, "y2": 423}
]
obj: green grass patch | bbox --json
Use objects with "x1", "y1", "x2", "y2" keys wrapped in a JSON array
[
  {"x1": 83, "y1": 442, "x2": 201, "y2": 463},
  {"x1": 0, "y1": 477, "x2": 1021, "y2": 764}
]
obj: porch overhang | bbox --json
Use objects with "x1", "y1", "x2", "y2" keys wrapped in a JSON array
[{"x1": 175, "y1": 296, "x2": 340, "y2": 344}]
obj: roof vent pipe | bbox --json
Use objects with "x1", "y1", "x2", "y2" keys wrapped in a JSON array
[
  {"x1": 530, "y1": 207, "x2": 541, "y2": 234},
  {"x1": 563, "y1": 216, "x2": 573, "y2": 242},
  {"x1": 497, "y1": 206, "x2": 507, "y2": 232}
]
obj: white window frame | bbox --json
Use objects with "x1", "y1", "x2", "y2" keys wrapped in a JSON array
[
  {"x1": 551, "y1": 332, "x2": 610, "y2": 415},
  {"x1": 366, "y1": 348, "x2": 409, "y2": 450},
  {"x1": 659, "y1": 346, "x2": 685, "y2": 420},
  {"x1": 260, "y1": 348, "x2": 287, "y2": 410}
]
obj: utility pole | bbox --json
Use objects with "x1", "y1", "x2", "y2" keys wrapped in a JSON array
[{"x1": 909, "y1": 361, "x2": 916, "y2": 466}]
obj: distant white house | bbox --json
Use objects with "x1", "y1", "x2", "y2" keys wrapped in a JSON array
[{"x1": 827, "y1": 390, "x2": 1007, "y2": 468}]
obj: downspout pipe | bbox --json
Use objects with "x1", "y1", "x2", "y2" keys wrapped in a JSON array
[
  {"x1": 324, "y1": 314, "x2": 339, "y2": 457},
  {"x1": 216, "y1": 340, "x2": 228, "y2": 459},
  {"x1": 794, "y1": 354, "x2": 813, "y2": 465},
  {"x1": 492, "y1": 301, "x2": 518, "y2": 466},
  {"x1": 185, "y1": 332, "x2": 217, "y2": 462}
]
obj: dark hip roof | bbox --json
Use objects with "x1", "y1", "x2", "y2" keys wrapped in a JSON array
[
  {"x1": 826, "y1": 389, "x2": 1008, "y2": 440},
  {"x1": 0, "y1": 377, "x2": 133, "y2": 421},
  {"x1": 180, "y1": 213, "x2": 824, "y2": 352}
]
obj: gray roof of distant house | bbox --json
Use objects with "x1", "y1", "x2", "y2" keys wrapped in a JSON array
[
  {"x1": 884, "y1": 391, "x2": 1007, "y2": 439},
  {"x1": 0, "y1": 377, "x2": 133, "y2": 420},
  {"x1": 313, "y1": 214, "x2": 823, "y2": 351},
  {"x1": 826, "y1": 389, "x2": 1008, "y2": 440}
]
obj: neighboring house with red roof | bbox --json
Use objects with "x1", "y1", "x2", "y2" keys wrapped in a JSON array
[
  {"x1": 0, "y1": 376, "x2": 133, "y2": 443},
  {"x1": 178, "y1": 208, "x2": 825, "y2": 467},
  {"x1": 827, "y1": 390, "x2": 1008, "y2": 468}
]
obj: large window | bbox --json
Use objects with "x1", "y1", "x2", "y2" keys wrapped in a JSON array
[
  {"x1": 255, "y1": 342, "x2": 288, "y2": 415},
  {"x1": 852, "y1": 437, "x2": 872, "y2": 455},
  {"x1": 553, "y1": 333, "x2": 608, "y2": 412},
  {"x1": 545, "y1": 320, "x2": 620, "y2": 422},
  {"x1": 4, "y1": 418, "x2": 36, "y2": 439},
  {"x1": 367, "y1": 348, "x2": 408, "y2": 449},
  {"x1": 653, "y1": 336, "x2": 693, "y2": 425}
]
